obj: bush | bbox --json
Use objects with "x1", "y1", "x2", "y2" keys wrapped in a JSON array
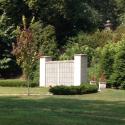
[
  {"x1": 80, "y1": 84, "x2": 98, "y2": 94},
  {"x1": 31, "y1": 61, "x2": 40, "y2": 86},
  {"x1": 60, "y1": 43, "x2": 94, "y2": 66},
  {"x1": 0, "y1": 79, "x2": 38, "y2": 87},
  {"x1": 99, "y1": 43, "x2": 116, "y2": 80},
  {"x1": 49, "y1": 84, "x2": 98, "y2": 95},
  {"x1": 106, "y1": 80, "x2": 113, "y2": 88},
  {"x1": 109, "y1": 41, "x2": 125, "y2": 89},
  {"x1": 121, "y1": 82, "x2": 125, "y2": 89}
]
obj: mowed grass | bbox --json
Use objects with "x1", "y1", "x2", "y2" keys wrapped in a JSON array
[
  {"x1": 0, "y1": 87, "x2": 49, "y2": 95},
  {"x1": 0, "y1": 88, "x2": 124, "y2": 125}
]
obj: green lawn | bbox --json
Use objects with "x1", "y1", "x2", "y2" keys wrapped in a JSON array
[
  {"x1": 0, "y1": 87, "x2": 49, "y2": 95},
  {"x1": 0, "y1": 88, "x2": 124, "y2": 125}
]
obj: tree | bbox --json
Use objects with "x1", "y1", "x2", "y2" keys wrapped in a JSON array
[
  {"x1": 0, "y1": 12, "x2": 20, "y2": 78},
  {"x1": 99, "y1": 43, "x2": 116, "y2": 79},
  {"x1": 0, "y1": 0, "x2": 31, "y2": 25},
  {"x1": 12, "y1": 16, "x2": 40, "y2": 95},
  {"x1": 110, "y1": 40, "x2": 125, "y2": 89},
  {"x1": 30, "y1": 21, "x2": 58, "y2": 59},
  {"x1": 25, "y1": 0, "x2": 101, "y2": 45},
  {"x1": 0, "y1": 0, "x2": 123, "y2": 47}
]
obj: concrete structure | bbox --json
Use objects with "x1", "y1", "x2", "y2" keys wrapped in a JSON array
[
  {"x1": 40, "y1": 54, "x2": 87, "y2": 87},
  {"x1": 98, "y1": 82, "x2": 106, "y2": 91},
  {"x1": 90, "y1": 81, "x2": 97, "y2": 85}
]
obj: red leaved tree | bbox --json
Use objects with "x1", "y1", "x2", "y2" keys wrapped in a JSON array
[{"x1": 12, "y1": 16, "x2": 42, "y2": 95}]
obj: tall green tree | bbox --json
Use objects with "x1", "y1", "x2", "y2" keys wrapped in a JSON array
[
  {"x1": 110, "y1": 40, "x2": 125, "y2": 88},
  {"x1": 99, "y1": 43, "x2": 116, "y2": 79},
  {"x1": 31, "y1": 21, "x2": 58, "y2": 59},
  {"x1": 0, "y1": 0, "x2": 31, "y2": 25},
  {"x1": 25, "y1": 0, "x2": 100, "y2": 44},
  {"x1": 0, "y1": 12, "x2": 20, "y2": 78}
]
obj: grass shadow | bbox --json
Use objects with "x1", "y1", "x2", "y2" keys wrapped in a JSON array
[{"x1": 0, "y1": 95, "x2": 124, "y2": 125}]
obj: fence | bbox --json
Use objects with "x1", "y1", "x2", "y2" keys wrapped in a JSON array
[{"x1": 40, "y1": 54, "x2": 87, "y2": 87}]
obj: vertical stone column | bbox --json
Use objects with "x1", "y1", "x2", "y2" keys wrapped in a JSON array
[
  {"x1": 39, "y1": 56, "x2": 52, "y2": 87},
  {"x1": 74, "y1": 54, "x2": 87, "y2": 86}
]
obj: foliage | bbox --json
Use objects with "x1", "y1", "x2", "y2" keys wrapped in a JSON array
[
  {"x1": 49, "y1": 84, "x2": 98, "y2": 95},
  {"x1": 96, "y1": 38, "x2": 125, "y2": 89},
  {"x1": 0, "y1": 0, "x2": 31, "y2": 25},
  {"x1": 64, "y1": 32, "x2": 97, "y2": 48},
  {"x1": 113, "y1": 25, "x2": 125, "y2": 42},
  {"x1": 0, "y1": 12, "x2": 21, "y2": 78},
  {"x1": 31, "y1": 21, "x2": 58, "y2": 59},
  {"x1": 25, "y1": 0, "x2": 121, "y2": 45},
  {"x1": 31, "y1": 61, "x2": 39, "y2": 85},
  {"x1": 64, "y1": 30, "x2": 114, "y2": 49},
  {"x1": 0, "y1": 0, "x2": 123, "y2": 47},
  {"x1": 25, "y1": 0, "x2": 100, "y2": 32},
  {"x1": 109, "y1": 40, "x2": 125, "y2": 89},
  {"x1": 91, "y1": 0, "x2": 119, "y2": 26},
  {"x1": 121, "y1": 82, "x2": 125, "y2": 89},
  {"x1": 1, "y1": 0, "x2": 125, "y2": 87},
  {"x1": 0, "y1": 3, "x2": 123, "y2": 45},
  {"x1": 99, "y1": 43, "x2": 116, "y2": 79},
  {"x1": 60, "y1": 43, "x2": 94, "y2": 66},
  {"x1": 60, "y1": 30, "x2": 115, "y2": 68},
  {"x1": 12, "y1": 16, "x2": 39, "y2": 80},
  {"x1": 88, "y1": 27, "x2": 125, "y2": 86},
  {"x1": 115, "y1": 0, "x2": 125, "y2": 25},
  {"x1": 88, "y1": 63, "x2": 100, "y2": 81},
  {"x1": 91, "y1": 30, "x2": 114, "y2": 47}
]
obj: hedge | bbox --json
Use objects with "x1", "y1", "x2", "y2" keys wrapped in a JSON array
[
  {"x1": 0, "y1": 79, "x2": 38, "y2": 87},
  {"x1": 49, "y1": 84, "x2": 98, "y2": 95}
]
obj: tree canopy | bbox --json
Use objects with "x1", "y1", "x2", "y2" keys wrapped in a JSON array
[{"x1": 0, "y1": 0, "x2": 125, "y2": 81}]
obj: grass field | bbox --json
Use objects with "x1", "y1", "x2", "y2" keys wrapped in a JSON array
[
  {"x1": 0, "y1": 88, "x2": 124, "y2": 125},
  {"x1": 0, "y1": 87, "x2": 49, "y2": 95}
]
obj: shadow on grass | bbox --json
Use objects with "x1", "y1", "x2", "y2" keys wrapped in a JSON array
[{"x1": 0, "y1": 96, "x2": 124, "y2": 125}]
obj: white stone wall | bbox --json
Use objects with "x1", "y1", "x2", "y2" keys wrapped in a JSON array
[
  {"x1": 40, "y1": 54, "x2": 87, "y2": 87},
  {"x1": 45, "y1": 61, "x2": 74, "y2": 87},
  {"x1": 45, "y1": 62, "x2": 58, "y2": 86},
  {"x1": 74, "y1": 54, "x2": 88, "y2": 86}
]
